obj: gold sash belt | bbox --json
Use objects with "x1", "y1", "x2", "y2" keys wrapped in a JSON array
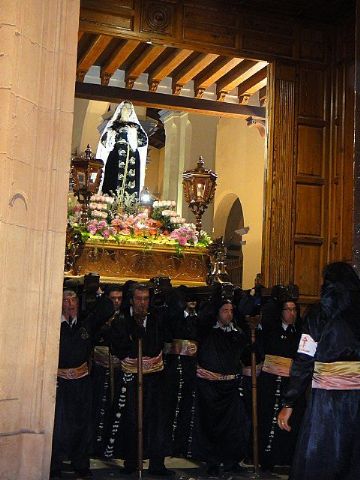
[
  {"x1": 312, "y1": 361, "x2": 360, "y2": 390},
  {"x1": 121, "y1": 351, "x2": 164, "y2": 374},
  {"x1": 196, "y1": 366, "x2": 239, "y2": 381},
  {"x1": 164, "y1": 339, "x2": 198, "y2": 356},
  {"x1": 93, "y1": 346, "x2": 121, "y2": 368},
  {"x1": 57, "y1": 361, "x2": 89, "y2": 380},
  {"x1": 242, "y1": 363, "x2": 263, "y2": 377},
  {"x1": 262, "y1": 354, "x2": 293, "y2": 377}
]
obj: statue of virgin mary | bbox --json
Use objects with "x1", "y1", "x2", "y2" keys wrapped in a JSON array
[{"x1": 96, "y1": 101, "x2": 148, "y2": 201}]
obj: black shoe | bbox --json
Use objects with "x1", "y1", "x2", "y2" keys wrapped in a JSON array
[
  {"x1": 148, "y1": 467, "x2": 175, "y2": 476},
  {"x1": 49, "y1": 471, "x2": 62, "y2": 480},
  {"x1": 206, "y1": 465, "x2": 220, "y2": 477},
  {"x1": 74, "y1": 469, "x2": 93, "y2": 479}
]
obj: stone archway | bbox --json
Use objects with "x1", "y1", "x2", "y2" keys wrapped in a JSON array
[
  {"x1": 224, "y1": 198, "x2": 245, "y2": 287},
  {"x1": 213, "y1": 194, "x2": 245, "y2": 287}
]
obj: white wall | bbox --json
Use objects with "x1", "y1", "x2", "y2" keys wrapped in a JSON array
[{"x1": 214, "y1": 117, "x2": 265, "y2": 289}]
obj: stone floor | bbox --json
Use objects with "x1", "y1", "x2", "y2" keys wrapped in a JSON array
[{"x1": 60, "y1": 458, "x2": 289, "y2": 480}]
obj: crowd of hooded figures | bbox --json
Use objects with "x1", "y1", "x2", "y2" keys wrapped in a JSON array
[{"x1": 50, "y1": 262, "x2": 360, "y2": 480}]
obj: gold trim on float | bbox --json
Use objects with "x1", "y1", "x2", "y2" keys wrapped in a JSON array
[{"x1": 65, "y1": 239, "x2": 210, "y2": 285}]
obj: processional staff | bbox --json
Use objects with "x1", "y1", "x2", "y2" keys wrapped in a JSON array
[
  {"x1": 135, "y1": 313, "x2": 145, "y2": 480},
  {"x1": 246, "y1": 314, "x2": 262, "y2": 479}
]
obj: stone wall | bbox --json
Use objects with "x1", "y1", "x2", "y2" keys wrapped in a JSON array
[{"x1": 0, "y1": 1, "x2": 80, "y2": 478}]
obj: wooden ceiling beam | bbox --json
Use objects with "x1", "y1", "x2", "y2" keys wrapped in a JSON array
[
  {"x1": 148, "y1": 48, "x2": 193, "y2": 92},
  {"x1": 194, "y1": 57, "x2": 244, "y2": 98},
  {"x1": 172, "y1": 53, "x2": 219, "y2": 95},
  {"x1": 100, "y1": 39, "x2": 141, "y2": 86},
  {"x1": 75, "y1": 81, "x2": 266, "y2": 120},
  {"x1": 237, "y1": 66, "x2": 268, "y2": 99},
  {"x1": 216, "y1": 60, "x2": 257, "y2": 94},
  {"x1": 77, "y1": 34, "x2": 112, "y2": 82},
  {"x1": 216, "y1": 60, "x2": 268, "y2": 100},
  {"x1": 125, "y1": 44, "x2": 167, "y2": 88}
]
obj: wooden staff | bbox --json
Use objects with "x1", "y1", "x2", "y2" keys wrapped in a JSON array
[
  {"x1": 137, "y1": 330, "x2": 144, "y2": 480},
  {"x1": 248, "y1": 314, "x2": 261, "y2": 478},
  {"x1": 109, "y1": 348, "x2": 115, "y2": 404}
]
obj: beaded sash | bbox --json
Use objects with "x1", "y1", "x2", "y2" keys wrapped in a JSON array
[
  {"x1": 93, "y1": 345, "x2": 121, "y2": 368},
  {"x1": 164, "y1": 339, "x2": 198, "y2": 356},
  {"x1": 121, "y1": 351, "x2": 164, "y2": 374},
  {"x1": 262, "y1": 354, "x2": 293, "y2": 377},
  {"x1": 312, "y1": 361, "x2": 360, "y2": 390},
  {"x1": 242, "y1": 363, "x2": 263, "y2": 377},
  {"x1": 57, "y1": 361, "x2": 89, "y2": 380},
  {"x1": 196, "y1": 365, "x2": 239, "y2": 381}
]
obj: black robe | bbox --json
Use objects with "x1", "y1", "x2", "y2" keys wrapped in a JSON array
[
  {"x1": 91, "y1": 315, "x2": 123, "y2": 457},
  {"x1": 283, "y1": 299, "x2": 360, "y2": 480},
  {"x1": 101, "y1": 121, "x2": 147, "y2": 198},
  {"x1": 190, "y1": 320, "x2": 250, "y2": 466},
  {"x1": 50, "y1": 296, "x2": 114, "y2": 473},
  {"x1": 258, "y1": 320, "x2": 304, "y2": 469},
  {"x1": 103, "y1": 309, "x2": 172, "y2": 464},
  {"x1": 164, "y1": 309, "x2": 198, "y2": 457}
]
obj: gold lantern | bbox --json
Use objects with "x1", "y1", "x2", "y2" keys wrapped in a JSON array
[
  {"x1": 182, "y1": 156, "x2": 217, "y2": 232},
  {"x1": 71, "y1": 145, "x2": 104, "y2": 224}
]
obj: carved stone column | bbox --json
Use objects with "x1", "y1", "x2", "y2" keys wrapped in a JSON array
[
  {"x1": 0, "y1": 1, "x2": 80, "y2": 478},
  {"x1": 161, "y1": 111, "x2": 218, "y2": 234},
  {"x1": 160, "y1": 110, "x2": 190, "y2": 205}
]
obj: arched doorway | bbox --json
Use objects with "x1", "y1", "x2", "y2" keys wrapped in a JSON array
[{"x1": 223, "y1": 198, "x2": 245, "y2": 287}]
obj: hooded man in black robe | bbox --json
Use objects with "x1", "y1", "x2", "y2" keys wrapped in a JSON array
[
  {"x1": 257, "y1": 297, "x2": 304, "y2": 473},
  {"x1": 190, "y1": 299, "x2": 251, "y2": 476},
  {"x1": 164, "y1": 286, "x2": 199, "y2": 457},
  {"x1": 278, "y1": 262, "x2": 360, "y2": 480},
  {"x1": 103, "y1": 283, "x2": 174, "y2": 476},
  {"x1": 50, "y1": 289, "x2": 114, "y2": 480}
]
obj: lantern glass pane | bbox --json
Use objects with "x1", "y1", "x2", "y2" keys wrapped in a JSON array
[{"x1": 78, "y1": 172, "x2": 86, "y2": 188}]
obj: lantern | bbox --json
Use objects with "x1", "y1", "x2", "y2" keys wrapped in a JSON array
[
  {"x1": 70, "y1": 145, "x2": 103, "y2": 224},
  {"x1": 182, "y1": 156, "x2": 217, "y2": 232}
]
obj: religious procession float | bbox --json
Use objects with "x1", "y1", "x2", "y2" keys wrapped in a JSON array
[{"x1": 64, "y1": 101, "x2": 228, "y2": 286}]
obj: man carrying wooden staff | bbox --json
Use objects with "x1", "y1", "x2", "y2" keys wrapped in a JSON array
[
  {"x1": 103, "y1": 283, "x2": 174, "y2": 477},
  {"x1": 246, "y1": 314, "x2": 262, "y2": 478}
]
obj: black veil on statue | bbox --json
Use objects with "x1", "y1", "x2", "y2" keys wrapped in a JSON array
[{"x1": 96, "y1": 101, "x2": 148, "y2": 201}]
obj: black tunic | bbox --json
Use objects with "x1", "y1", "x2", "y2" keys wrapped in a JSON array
[
  {"x1": 258, "y1": 320, "x2": 304, "y2": 469},
  {"x1": 91, "y1": 316, "x2": 123, "y2": 457},
  {"x1": 103, "y1": 310, "x2": 172, "y2": 463},
  {"x1": 283, "y1": 299, "x2": 360, "y2": 480},
  {"x1": 164, "y1": 309, "x2": 198, "y2": 457},
  {"x1": 190, "y1": 321, "x2": 250, "y2": 466},
  {"x1": 50, "y1": 296, "x2": 114, "y2": 473}
]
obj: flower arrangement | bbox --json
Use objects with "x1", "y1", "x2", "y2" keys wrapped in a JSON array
[
  {"x1": 170, "y1": 224, "x2": 198, "y2": 246},
  {"x1": 89, "y1": 194, "x2": 115, "y2": 221},
  {"x1": 86, "y1": 219, "x2": 116, "y2": 239},
  {"x1": 151, "y1": 200, "x2": 186, "y2": 232},
  {"x1": 67, "y1": 194, "x2": 211, "y2": 249}
]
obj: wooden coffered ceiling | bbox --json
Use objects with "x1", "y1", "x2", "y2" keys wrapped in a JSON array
[{"x1": 77, "y1": 32, "x2": 268, "y2": 106}]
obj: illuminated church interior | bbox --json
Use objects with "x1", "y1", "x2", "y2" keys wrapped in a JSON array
[{"x1": 1, "y1": 1, "x2": 359, "y2": 479}]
